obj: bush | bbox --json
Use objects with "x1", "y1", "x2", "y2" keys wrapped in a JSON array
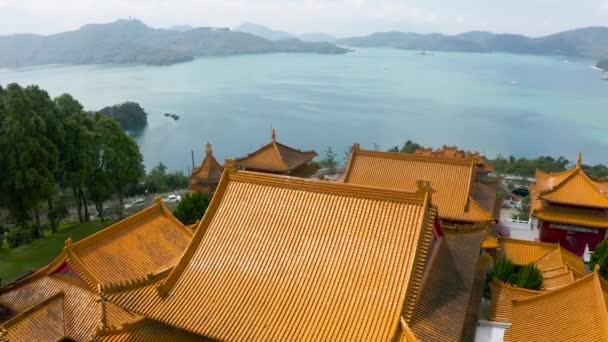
[
  {"x1": 514, "y1": 264, "x2": 543, "y2": 290},
  {"x1": 486, "y1": 257, "x2": 543, "y2": 293},
  {"x1": 590, "y1": 239, "x2": 608, "y2": 280},
  {"x1": 6, "y1": 227, "x2": 35, "y2": 248},
  {"x1": 490, "y1": 258, "x2": 515, "y2": 283},
  {"x1": 173, "y1": 192, "x2": 210, "y2": 226}
]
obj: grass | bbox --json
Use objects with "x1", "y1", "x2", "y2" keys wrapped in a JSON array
[{"x1": 0, "y1": 220, "x2": 113, "y2": 285}]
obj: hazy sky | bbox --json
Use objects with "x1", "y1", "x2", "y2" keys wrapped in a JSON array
[{"x1": 1, "y1": 0, "x2": 607, "y2": 37}]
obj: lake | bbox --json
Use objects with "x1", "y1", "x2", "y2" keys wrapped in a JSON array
[{"x1": 1, "y1": 48, "x2": 607, "y2": 172}]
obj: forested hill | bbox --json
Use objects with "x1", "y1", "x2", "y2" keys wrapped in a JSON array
[
  {"x1": 0, "y1": 19, "x2": 350, "y2": 68},
  {"x1": 338, "y1": 27, "x2": 608, "y2": 60}
]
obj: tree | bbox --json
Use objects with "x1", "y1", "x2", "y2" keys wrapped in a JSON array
[
  {"x1": 90, "y1": 115, "x2": 144, "y2": 219},
  {"x1": 321, "y1": 146, "x2": 338, "y2": 174},
  {"x1": 143, "y1": 163, "x2": 189, "y2": 194},
  {"x1": 0, "y1": 84, "x2": 59, "y2": 236},
  {"x1": 514, "y1": 264, "x2": 543, "y2": 290},
  {"x1": 97, "y1": 101, "x2": 148, "y2": 131},
  {"x1": 173, "y1": 192, "x2": 210, "y2": 226},
  {"x1": 590, "y1": 239, "x2": 608, "y2": 280}
]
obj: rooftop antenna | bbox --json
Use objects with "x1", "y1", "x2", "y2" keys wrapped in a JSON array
[{"x1": 191, "y1": 149, "x2": 195, "y2": 170}]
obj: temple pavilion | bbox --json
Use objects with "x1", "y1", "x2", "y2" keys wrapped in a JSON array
[
  {"x1": 530, "y1": 153, "x2": 608, "y2": 256},
  {"x1": 190, "y1": 143, "x2": 223, "y2": 194},
  {"x1": 487, "y1": 237, "x2": 608, "y2": 341},
  {"x1": 0, "y1": 164, "x2": 490, "y2": 341},
  {"x1": 342, "y1": 144, "x2": 500, "y2": 225},
  {"x1": 235, "y1": 129, "x2": 317, "y2": 176}
]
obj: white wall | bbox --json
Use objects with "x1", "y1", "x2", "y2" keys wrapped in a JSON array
[{"x1": 475, "y1": 320, "x2": 511, "y2": 342}]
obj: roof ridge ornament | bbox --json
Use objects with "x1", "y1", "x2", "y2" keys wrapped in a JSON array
[
  {"x1": 416, "y1": 180, "x2": 436, "y2": 202},
  {"x1": 205, "y1": 142, "x2": 213, "y2": 156},
  {"x1": 577, "y1": 152, "x2": 582, "y2": 169},
  {"x1": 154, "y1": 196, "x2": 163, "y2": 206},
  {"x1": 225, "y1": 158, "x2": 237, "y2": 173},
  {"x1": 271, "y1": 128, "x2": 277, "y2": 142},
  {"x1": 64, "y1": 237, "x2": 73, "y2": 249},
  {"x1": 96, "y1": 284, "x2": 110, "y2": 332}
]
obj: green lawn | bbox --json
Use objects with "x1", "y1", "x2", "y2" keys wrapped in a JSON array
[{"x1": 0, "y1": 220, "x2": 113, "y2": 285}]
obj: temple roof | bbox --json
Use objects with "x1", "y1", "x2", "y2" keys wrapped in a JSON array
[
  {"x1": 0, "y1": 293, "x2": 65, "y2": 341},
  {"x1": 342, "y1": 145, "x2": 493, "y2": 223},
  {"x1": 110, "y1": 168, "x2": 438, "y2": 340},
  {"x1": 499, "y1": 237, "x2": 587, "y2": 283},
  {"x1": 190, "y1": 143, "x2": 223, "y2": 184},
  {"x1": 415, "y1": 145, "x2": 495, "y2": 172},
  {"x1": 236, "y1": 129, "x2": 317, "y2": 173},
  {"x1": 409, "y1": 226, "x2": 490, "y2": 341},
  {"x1": 96, "y1": 318, "x2": 206, "y2": 341},
  {"x1": 534, "y1": 154, "x2": 608, "y2": 209},
  {"x1": 505, "y1": 272, "x2": 608, "y2": 341}
]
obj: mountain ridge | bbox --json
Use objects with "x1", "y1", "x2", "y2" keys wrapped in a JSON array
[{"x1": 0, "y1": 19, "x2": 350, "y2": 68}]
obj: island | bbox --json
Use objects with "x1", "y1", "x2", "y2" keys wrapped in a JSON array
[
  {"x1": 0, "y1": 19, "x2": 350, "y2": 68},
  {"x1": 597, "y1": 59, "x2": 608, "y2": 71},
  {"x1": 98, "y1": 102, "x2": 148, "y2": 130}
]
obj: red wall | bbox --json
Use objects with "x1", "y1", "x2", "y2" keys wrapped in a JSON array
[{"x1": 540, "y1": 221, "x2": 605, "y2": 256}]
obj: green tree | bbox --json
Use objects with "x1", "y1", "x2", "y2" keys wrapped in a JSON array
[
  {"x1": 0, "y1": 84, "x2": 59, "y2": 236},
  {"x1": 173, "y1": 192, "x2": 210, "y2": 225},
  {"x1": 590, "y1": 239, "x2": 608, "y2": 280},
  {"x1": 143, "y1": 163, "x2": 189, "y2": 194},
  {"x1": 98, "y1": 101, "x2": 148, "y2": 131},
  {"x1": 514, "y1": 264, "x2": 543, "y2": 290},
  {"x1": 512, "y1": 196, "x2": 530, "y2": 221},
  {"x1": 321, "y1": 146, "x2": 338, "y2": 174}
]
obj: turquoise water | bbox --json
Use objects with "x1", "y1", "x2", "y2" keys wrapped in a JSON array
[{"x1": 1, "y1": 48, "x2": 607, "y2": 171}]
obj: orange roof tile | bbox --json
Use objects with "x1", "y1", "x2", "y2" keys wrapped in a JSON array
[
  {"x1": 343, "y1": 145, "x2": 493, "y2": 223},
  {"x1": 65, "y1": 199, "x2": 192, "y2": 287},
  {"x1": 111, "y1": 169, "x2": 437, "y2": 340},
  {"x1": 488, "y1": 281, "x2": 541, "y2": 323},
  {"x1": 190, "y1": 143, "x2": 223, "y2": 192},
  {"x1": 0, "y1": 275, "x2": 136, "y2": 341},
  {"x1": 505, "y1": 273, "x2": 608, "y2": 342},
  {"x1": 236, "y1": 129, "x2": 317, "y2": 173},
  {"x1": 409, "y1": 227, "x2": 489, "y2": 341},
  {"x1": 0, "y1": 293, "x2": 65, "y2": 341},
  {"x1": 535, "y1": 157, "x2": 608, "y2": 209},
  {"x1": 533, "y1": 204, "x2": 608, "y2": 228},
  {"x1": 96, "y1": 318, "x2": 204, "y2": 341}
]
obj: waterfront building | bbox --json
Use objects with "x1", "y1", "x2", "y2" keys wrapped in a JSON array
[
  {"x1": 190, "y1": 143, "x2": 223, "y2": 194},
  {"x1": 530, "y1": 153, "x2": 608, "y2": 256},
  {"x1": 235, "y1": 129, "x2": 317, "y2": 176}
]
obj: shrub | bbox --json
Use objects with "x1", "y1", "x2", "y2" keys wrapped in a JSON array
[
  {"x1": 590, "y1": 239, "x2": 608, "y2": 280},
  {"x1": 514, "y1": 264, "x2": 543, "y2": 290},
  {"x1": 173, "y1": 192, "x2": 210, "y2": 226},
  {"x1": 6, "y1": 227, "x2": 35, "y2": 248}
]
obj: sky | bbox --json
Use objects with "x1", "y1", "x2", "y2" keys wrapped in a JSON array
[{"x1": 0, "y1": 0, "x2": 607, "y2": 37}]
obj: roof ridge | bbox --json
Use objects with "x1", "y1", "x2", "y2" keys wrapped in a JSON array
[
  {"x1": 0, "y1": 250, "x2": 69, "y2": 294},
  {"x1": 271, "y1": 140, "x2": 290, "y2": 170},
  {"x1": 356, "y1": 147, "x2": 476, "y2": 167},
  {"x1": 499, "y1": 237, "x2": 560, "y2": 248},
  {"x1": 103, "y1": 266, "x2": 173, "y2": 294},
  {"x1": 490, "y1": 280, "x2": 543, "y2": 295}
]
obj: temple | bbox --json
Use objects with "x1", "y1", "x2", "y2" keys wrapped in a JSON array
[
  {"x1": 1, "y1": 166, "x2": 489, "y2": 341},
  {"x1": 342, "y1": 144, "x2": 499, "y2": 225},
  {"x1": 235, "y1": 129, "x2": 317, "y2": 176},
  {"x1": 530, "y1": 153, "x2": 608, "y2": 256},
  {"x1": 190, "y1": 143, "x2": 223, "y2": 194},
  {"x1": 0, "y1": 199, "x2": 193, "y2": 341}
]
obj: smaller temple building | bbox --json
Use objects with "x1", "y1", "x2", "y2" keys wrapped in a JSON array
[
  {"x1": 236, "y1": 129, "x2": 317, "y2": 176},
  {"x1": 530, "y1": 153, "x2": 608, "y2": 256},
  {"x1": 190, "y1": 143, "x2": 223, "y2": 194}
]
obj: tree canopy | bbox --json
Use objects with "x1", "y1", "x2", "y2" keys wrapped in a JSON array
[
  {"x1": 173, "y1": 192, "x2": 210, "y2": 226},
  {"x1": 97, "y1": 101, "x2": 148, "y2": 131},
  {"x1": 590, "y1": 239, "x2": 608, "y2": 280}
]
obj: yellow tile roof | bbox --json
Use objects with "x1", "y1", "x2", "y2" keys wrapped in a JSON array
[
  {"x1": 236, "y1": 129, "x2": 317, "y2": 173},
  {"x1": 533, "y1": 204, "x2": 608, "y2": 228},
  {"x1": 409, "y1": 227, "x2": 489, "y2": 341},
  {"x1": 190, "y1": 143, "x2": 223, "y2": 192},
  {"x1": 482, "y1": 235, "x2": 499, "y2": 249},
  {"x1": 0, "y1": 292, "x2": 65, "y2": 341},
  {"x1": 488, "y1": 281, "x2": 541, "y2": 323},
  {"x1": 0, "y1": 275, "x2": 135, "y2": 341},
  {"x1": 343, "y1": 145, "x2": 493, "y2": 223},
  {"x1": 499, "y1": 238, "x2": 559, "y2": 265},
  {"x1": 535, "y1": 160, "x2": 608, "y2": 209},
  {"x1": 111, "y1": 169, "x2": 437, "y2": 341},
  {"x1": 66, "y1": 200, "x2": 192, "y2": 287},
  {"x1": 96, "y1": 318, "x2": 204, "y2": 342},
  {"x1": 505, "y1": 272, "x2": 608, "y2": 342}
]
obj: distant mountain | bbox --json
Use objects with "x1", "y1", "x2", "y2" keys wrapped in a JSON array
[
  {"x1": 338, "y1": 27, "x2": 608, "y2": 59},
  {"x1": 298, "y1": 33, "x2": 336, "y2": 43},
  {"x1": 235, "y1": 22, "x2": 295, "y2": 41},
  {"x1": 168, "y1": 25, "x2": 194, "y2": 32},
  {"x1": 0, "y1": 19, "x2": 350, "y2": 68}
]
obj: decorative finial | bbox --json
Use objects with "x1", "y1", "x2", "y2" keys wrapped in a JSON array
[
  {"x1": 594, "y1": 263, "x2": 601, "y2": 273},
  {"x1": 416, "y1": 180, "x2": 436, "y2": 202},
  {"x1": 225, "y1": 158, "x2": 237, "y2": 173},
  {"x1": 65, "y1": 238, "x2": 73, "y2": 248},
  {"x1": 155, "y1": 196, "x2": 163, "y2": 206},
  {"x1": 271, "y1": 128, "x2": 277, "y2": 142},
  {"x1": 352, "y1": 143, "x2": 360, "y2": 151},
  {"x1": 96, "y1": 284, "x2": 109, "y2": 331},
  {"x1": 577, "y1": 152, "x2": 582, "y2": 168},
  {"x1": 205, "y1": 142, "x2": 213, "y2": 156}
]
